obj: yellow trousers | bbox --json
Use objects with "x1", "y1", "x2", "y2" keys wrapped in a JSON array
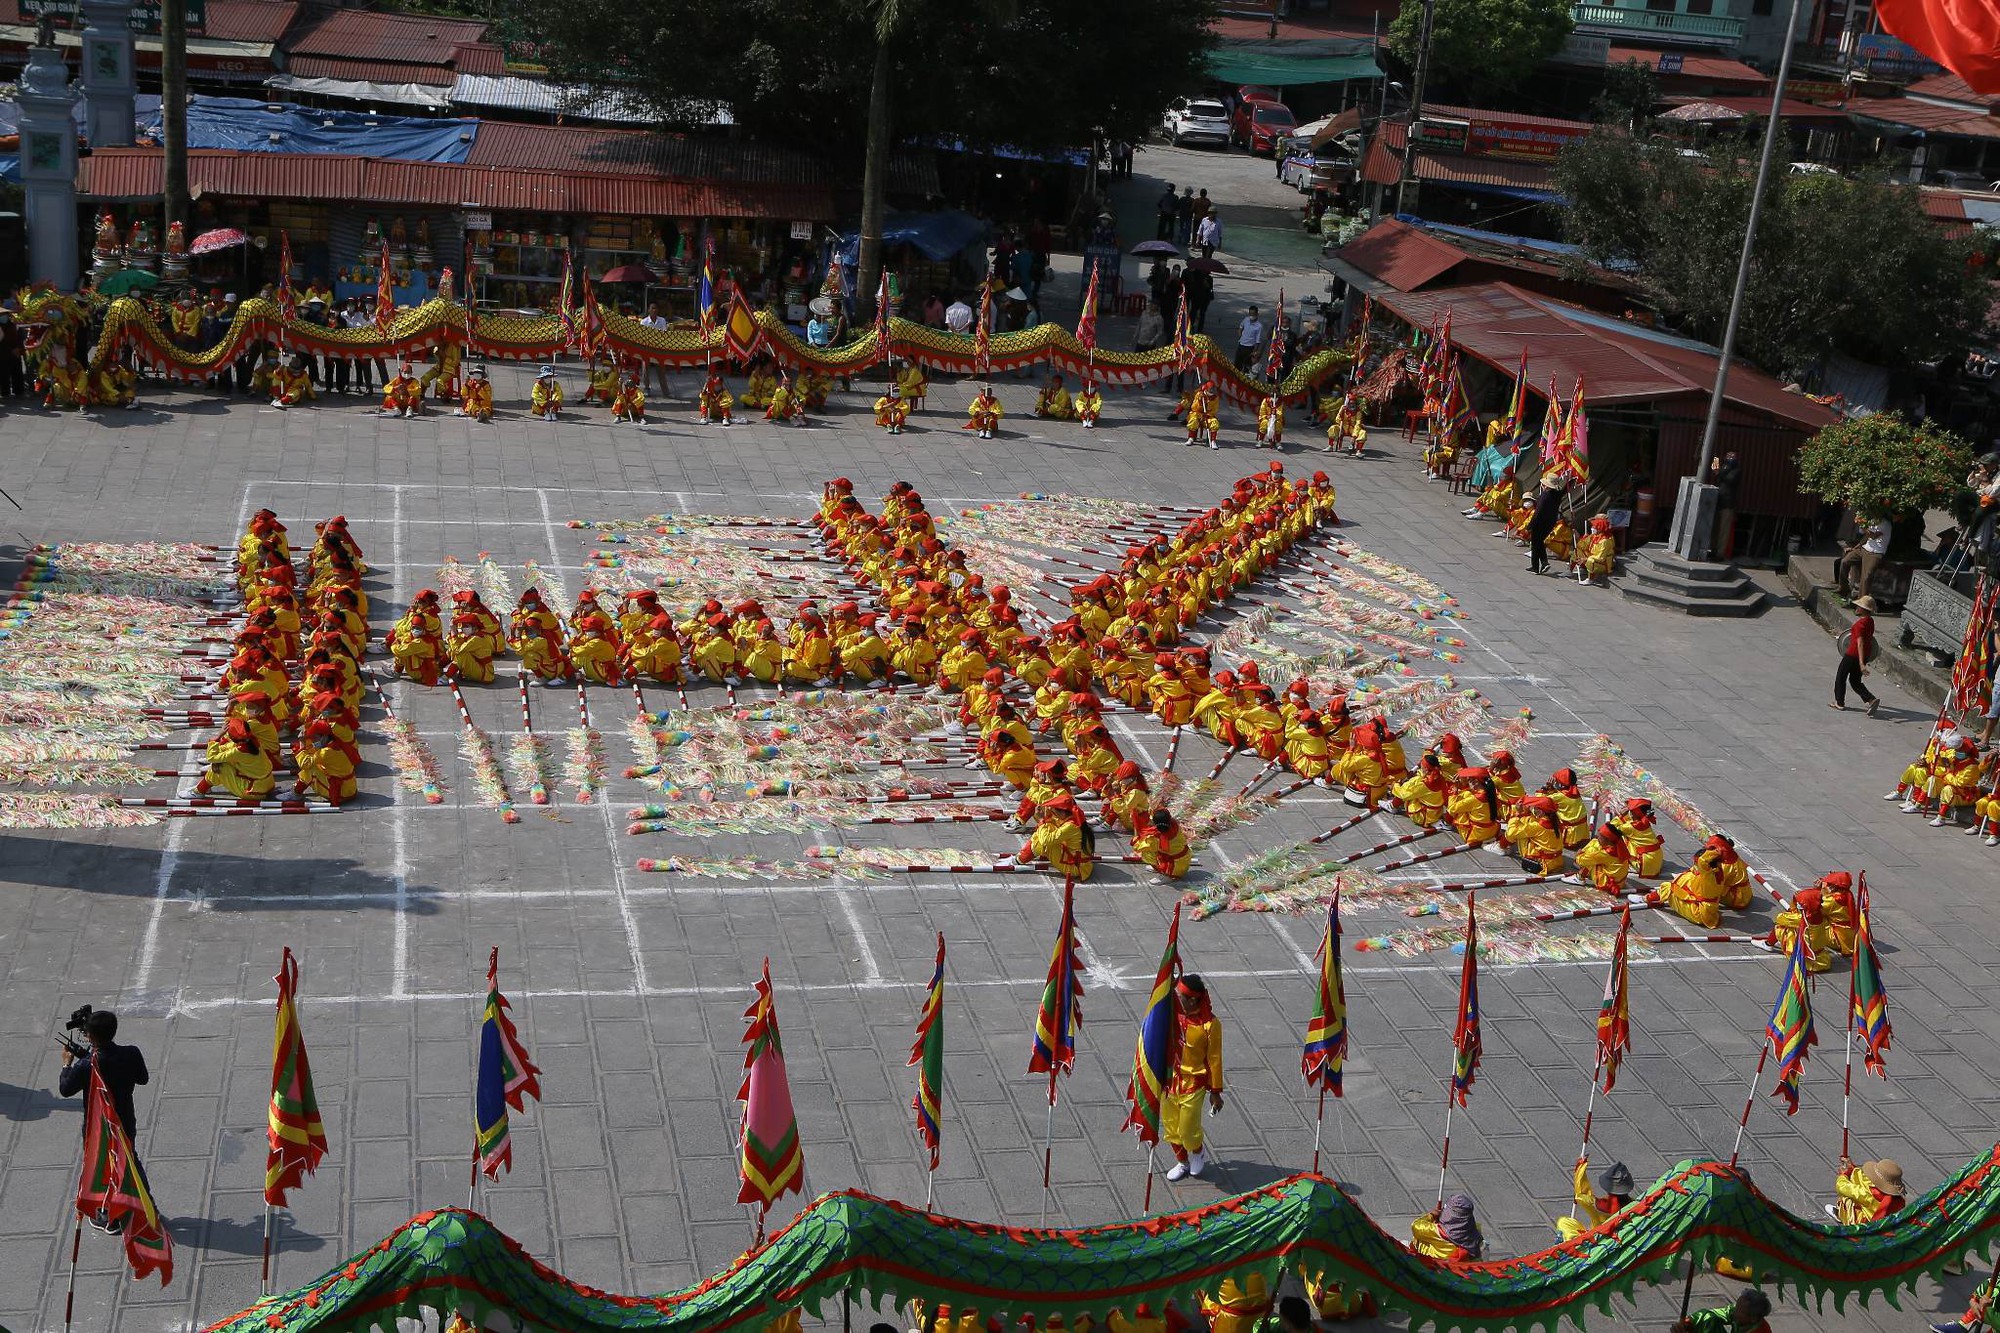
[{"x1": 1164, "y1": 1090, "x2": 1207, "y2": 1152}]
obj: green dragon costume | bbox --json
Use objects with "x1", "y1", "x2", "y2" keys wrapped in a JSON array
[{"x1": 209, "y1": 1150, "x2": 2000, "y2": 1332}]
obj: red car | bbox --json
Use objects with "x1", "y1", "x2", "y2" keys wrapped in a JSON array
[{"x1": 1231, "y1": 100, "x2": 1297, "y2": 155}]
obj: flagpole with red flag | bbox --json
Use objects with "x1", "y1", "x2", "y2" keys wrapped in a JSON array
[
  {"x1": 73, "y1": 1062, "x2": 174, "y2": 1313},
  {"x1": 1028, "y1": 876, "x2": 1085, "y2": 1227},
  {"x1": 738, "y1": 958, "x2": 807, "y2": 1244},
  {"x1": 262, "y1": 946, "x2": 327, "y2": 1294},
  {"x1": 974, "y1": 281, "x2": 993, "y2": 378},
  {"x1": 1302, "y1": 882, "x2": 1349, "y2": 1174},
  {"x1": 909, "y1": 933, "x2": 946, "y2": 1212},
  {"x1": 372, "y1": 239, "x2": 396, "y2": 336},
  {"x1": 1570, "y1": 906, "x2": 1632, "y2": 1219},
  {"x1": 1437, "y1": 892, "x2": 1482, "y2": 1206},
  {"x1": 1122, "y1": 902, "x2": 1181, "y2": 1212},
  {"x1": 1842, "y1": 871, "x2": 1891, "y2": 1161},
  {"x1": 1076, "y1": 263, "x2": 1101, "y2": 393}
]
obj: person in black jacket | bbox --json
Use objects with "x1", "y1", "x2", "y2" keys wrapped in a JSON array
[{"x1": 58, "y1": 1009, "x2": 149, "y2": 1230}]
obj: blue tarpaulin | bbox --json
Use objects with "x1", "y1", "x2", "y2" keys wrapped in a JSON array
[
  {"x1": 138, "y1": 95, "x2": 478, "y2": 162},
  {"x1": 838, "y1": 210, "x2": 989, "y2": 265}
]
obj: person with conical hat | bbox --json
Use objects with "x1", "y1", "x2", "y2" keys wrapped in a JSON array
[{"x1": 530, "y1": 365, "x2": 564, "y2": 420}]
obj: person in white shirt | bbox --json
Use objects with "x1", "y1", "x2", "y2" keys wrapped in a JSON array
[
  {"x1": 1195, "y1": 212, "x2": 1222, "y2": 259},
  {"x1": 1234, "y1": 307, "x2": 1265, "y2": 371},
  {"x1": 340, "y1": 300, "x2": 382, "y2": 392},
  {"x1": 638, "y1": 303, "x2": 673, "y2": 397},
  {"x1": 1836, "y1": 514, "x2": 1891, "y2": 603}
]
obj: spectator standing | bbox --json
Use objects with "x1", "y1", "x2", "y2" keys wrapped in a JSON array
[
  {"x1": 640, "y1": 303, "x2": 673, "y2": 397},
  {"x1": 1195, "y1": 211, "x2": 1222, "y2": 260},
  {"x1": 1234, "y1": 306, "x2": 1265, "y2": 372},
  {"x1": 1174, "y1": 187, "x2": 1196, "y2": 248},
  {"x1": 1831, "y1": 596, "x2": 1881, "y2": 715},
  {"x1": 1161, "y1": 266, "x2": 1185, "y2": 331},
  {"x1": 1146, "y1": 258, "x2": 1169, "y2": 313},
  {"x1": 1156, "y1": 184, "x2": 1178, "y2": 241},
  {"x1": 58, "y1": 1010, "x2": 150, "y2": 1229},
  {"x1": 1710, "y1": 450, "x2": 1743, "y2": 557},
  {"x1": 0, "y1": 303, "x2": 27, "y2": 398},
  {"x1": 1133, "y1": 300, "x2": 1165, "y2": 354},
  {"x1": 1189, "y1": 188, "x2": 1211, "y2": 236},
  {"x1": 1184, "y1": 267, "x2": 1214, "y2": 333},
  {"x1": 342, "y1": 298, "x2": 380, "y2": 393},
  {"x1": 1527, "y1": 475, "x2": 1570, "y2": 575}
]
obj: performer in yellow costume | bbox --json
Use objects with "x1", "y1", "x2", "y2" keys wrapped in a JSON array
[
  {"x1": 1163, "y1": 975, "x2": 1224, "y2": 1181},
  {"x1": 964, "y1": 384, "x2": 1003, "y2": 438},
  {"x1": 530, "y1": 366, "x2": 564, "y2": 420},
  {"x1": 697, "y1": 370, "x2": 734, "y2": 424},
  {"x1": 457, "y1": 364, "x2": 493, "y2": 421},
  {"x1": 610, "y1": 372, "x2": 647, "y2": 423},
  {"x1": 1034, "y1": 374, "x2": 1076, "y2": 420}
]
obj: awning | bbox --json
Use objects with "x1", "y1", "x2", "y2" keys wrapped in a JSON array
[
  {"x1": 1206, "y1": 39, "x2": 1381, "y2": 86},
  {"x1": 264, "y1": 74, "x2": 454, "y2": 111},
  {"x1": 838, "y1": 209, "x2": 989, "y2": 264},
  {"x1": 449, "y1": 74, "x2": 686, "y2": 125}
]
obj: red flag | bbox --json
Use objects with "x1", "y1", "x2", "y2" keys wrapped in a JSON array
[
  {"x1": 974, "y1": 283, "x2": 993, "y2": 376},
  {"x1": 738, "y1": 959, "x2": 806, "y2": 1211},
  {"x1": 77, "y1": 1066, "x2": 173, "y2": 1285},
  {"x1": 264, "y1": 947, "x2": 327, "y2": 1206},
  {"x1": 909, "y1": 933, "x2": 946, "y2": 1171},
  {"x1": 1027, "y1": 876, "x2": 1084, "y2": 1096},
  {"x1": 1266, "y1": 290, "x2": 1287, "y2": 384},
  {"x1": 1076, "y1": 263, "x2": 1101, "y2": 353},
  {"x1": 372, "y1": 240, "x2": 396, "y2": 335},
  {"x1": 1875, "y1": 0, "x2": 2000, "y2": 94},
  {"x1": 1595, "y1": 907, "x2": 1633, "y2": 1093},
  {"x1": 276, "y1": 230, "x2": 296, "y2": 324},
  {"x1": 1449, "y1": 895, "x2": 1482, "y2": 1107},
  {"x1": 875, "y1": 267, "x2": 893, "y2": 362}
]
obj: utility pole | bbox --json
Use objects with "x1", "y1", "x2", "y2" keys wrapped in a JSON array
[
  {"x1": 1670, "y1": 0, "x2": 1807, "y2": 562},
  {"x1": 161, "y1": 0, "x2": 188, "y2": 249},
  {"x1": 1394, "y1": 0, "x2": 1435, "y2": 218}
]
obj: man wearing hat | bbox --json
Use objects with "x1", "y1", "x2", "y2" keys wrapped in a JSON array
[
  {"x1": 873, "y1": 381, "x2": 909, "y2": 435},
  {"x1": 457, "y1": 365, "x2": 493, "y2": 422},
  {"x1": 1831, "y1": 595, "x2": 1880, "y2": 715},
  {"x1": 611, "y1": 369, "x2": 647, "y2": 424},
  {"x1": 530, "y1": 366, "x2": 564, "y2": 420},
  {"x1": 380, "y1": 360, "x2": 423, "y2": 417},
  {"x1": 1556, "y1": 1159, "x2": 1634, "y2": 1240}
]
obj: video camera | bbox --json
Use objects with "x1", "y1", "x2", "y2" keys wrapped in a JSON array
[{"x1": 57, "y1": 1004, "x2": 94, "y2": 1060}]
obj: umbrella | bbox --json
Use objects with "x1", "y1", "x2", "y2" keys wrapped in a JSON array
[
  {"x1": 1130, "y1": 240, "x2": 1181, "y2": 258},
  {"x1": 189, "y1": 227, "x2": 248, "y2": 255},
  {"x1": 98, "y1": 269, "x2": 160, "y2": 296},
  {"x1": 601, "y1": 263, "x2": 654, "y2": 283},
  {"x1": 1187, "y1": 257, "x2": 1230, "y2": 275}
]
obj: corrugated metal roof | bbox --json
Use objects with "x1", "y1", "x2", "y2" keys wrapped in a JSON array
[
  {"x1": 284, "y1": 8, "x2": 489, "y2": 62},
  {"x1": 1334, "y1": 218, "x2": 1466, "y2": 290},
  {"x1": 1851, "y1": 96, "x2": 2000, "y2": 139},
  {"x1": 1362, "y1": 122, "x2": 1559, "y2": 193},
  {"x1": 1420, "y1": 102, "x2": 1597, "y2": 131},
  {"x1": 1907, "y1": 71, "x2": 1999, "y2": 108},
  {"x1": 1606, "y1": 46, "x2": 1768, "y2": 85},
  {"x1": 78, "y1": 147, "x2": 840, "y2": 219},
  {"x1": 450, "y1": 42, "x2": 506, "y2": 77},
  {"x1": 284, "y1": 55, "x2": 455, "y2": 87},
  {"x1": 449, "y1": 76, "x2": 666, "y2": 125},
  {"x1": 0, "y1": 0, "x2": 299, "y2": 38},
  {"x1": 463, "y1": 120, "x2": 936, "y2": 194},
  {"x1": 1374, "y1": 281, "x2": 1837, "y2": 429}
]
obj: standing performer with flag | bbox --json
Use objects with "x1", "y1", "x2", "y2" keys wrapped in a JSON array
[
  {"x1": 1075, "y1": 265, "x2": 1102, "y2": 427},
  {"x1": 1123, "y1": 903, "x2": 1181, "y2": 1209},
  {"x1": 909, "y1": 934, "x2": 946, "y2": 1211},
  {"x1": 263, "y1": 948, "x2": 327, "y2": 1293},
  {"x1": 1301, "y1": 887, "x2": 1348, "y2": 1173},
  {"x1": 739, "y1": 959, "x2": 806, "y2": 1242},
  {"x1": 472, "y1": 948, "x2": 542, "y2": 1196},
  {"x1": 1162, "y1": 971, "x2": 1224, "y2": 1182},
  {"x1": 1557, "y1": 906, "x2": 1633, "y2": 1240},
  {"x1": 1430, "y1": 893, "x2": 1481, "y2": 1205},
  {"x1": 1028, "y1": 878, "x2": 1085, "y2": 1222}
]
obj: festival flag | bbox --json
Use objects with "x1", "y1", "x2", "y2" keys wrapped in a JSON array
[
  {"x1": 372, "y1": 239, "x2": 396, "y2": 335},
  {"x1": 77, "y1": 1065, "x2": 173, "y2": 1284},
  {"x1": 1266, "y1": 290, "x2": 1287, "y2": 384},
  {"x1": 974, "y1": 281, "x2": 993, "y2": 376},
  {"x1": 276, "y1": 230, "x2": 296, "y2": 324},
  {"x1": 1172, "y1": 289, "x2": 1193, "y2": 373},
  {"x1": 724, "y1": 288, "x2": 760, "y2": 361},
  {"x1": 1449, "y1": 895, "x2": 1482, "y2": 1107},
  {"x1": 875, "y1": 266, "x2": 893, "y2": 363},
  {"x1": 1302, "y1": 887, "x2": 1349, "y2": 1096},
  {"x1": 1874, "y1": 0, "x2": 2000, "y2": 96},
  {"x1": 474, "y1": 947, "x2": 542, "y2": 1180},
  {"x1": 1123, "y1": 902, "x2": 1182, "y2": 1145},
  {"x1": 1356, "y1": 294, "x2": 1373, "y2": 350},
  {"x1": 1595, "y1": 907, "x2": 1634, "y2": 1094},
  {"x1": 737, "y1": 959, "x2": 806, "y2": 1213},
  {"x1": 1028, "y1": 876, "x2": 1085, "y2": 1097},
  {"x1": 264, "y1": 947, "x2": 327, "y2": 1207},
  {"x1": 1850, "y1": 874, "x2": 1892, "y2": 1077},
  {"x1": 554, "y1": 249, "x2": 578, "y2": 351},
  {"x1": 909, "y1": 933, "x2": 946, "y2": 1171},
  {"x1": 1076, "y1": 262, "x2": 1101, "y2": 353},
  {"x1": 578, "y1": 270, "x2": 606, "y2": 361},
  {"x1": 1560, "y1": 377, "x2": 1591, "y2": 481},
  {"x1": 698, "y1": 236, "x2": 718, "y2": 342},
  {"x1": 1502, "y1": 350, "x2": 1529, "y2": 435},
  {"x1": 1535, "y1": 375, "x2": 1565, "y2": 466},
  {"x1": 1445, "y1": 358, "x2": 1478, "y2": 436},
  {"x1": 1765, "y1": 925, "x2": 1819, "y2": 1114}
]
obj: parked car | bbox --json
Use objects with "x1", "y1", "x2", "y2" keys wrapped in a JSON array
[
  {"x1": 1232, "y1": 101, "x2": 1297, "y2": 155},
  {"x1": 1164, "y1": 97, "x2": 1231, "y2": 148},
  {"x1": 1234, "y1": 84, "x2": 1282, "y2": 109},
  {"x1": 1929, "y1": 168, "x2": 1990, "y2": 189}
]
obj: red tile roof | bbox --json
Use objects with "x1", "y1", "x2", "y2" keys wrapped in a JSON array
[
  {"x1": 1606, "y1": 46, "x2": 1768, "y2": 86},
  {"x1": 283, "y1": 7, "x2": 489, "y2": 62},
  {"x1": 1851, "y1": 96, "x2": 2000, "y2": 139},
  {"x1": 284, "y1": 54, "x2": 456, "y2": 87},
  {"x1": 76, "y1": 148, "x2": 840, "y2": 220},
  {"x1": 466, "y1": 121, "x2": 861, "y2": 188},
  {"x1": 1374, "y1": 281, "x2": 1837, "y2": 429},
  {"x1": 1906, "y1": 71, "x2": 1999, "y2": 107},
  {"x1": 450, "y1": 41, "x2": 507, "y2": 77},
  {"x1": 201, "y1": 0, "x2": 301, "y2": 43},
  {"x1": 1334, "y1": 218, "x2": 1467, "y2": 290},
  {"x1": 1661, "y1": 94, "x2": 1852, "y2": 122},
  {"x1": 1420, "y1": 102, "x2": 1598, "y2": 131}
]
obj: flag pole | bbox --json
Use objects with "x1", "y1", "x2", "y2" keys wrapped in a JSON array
[
  {"x1": 1435, "y1": 1091, "x2": 1456, "y2": 1209},
  {"x1": 1840, "y1": 959, "x2": 1858, "y2": 1164},
  {"x1": 1040, "y1": 1065, "x2": 1058, "y2": 1229},
  {"x1": 1568, "y1": 1050, "x2": 1606, "y2": 1222},
  {"x1": 1677, "y1": 1044, "x2": 1769, "y2": 1320},
  {"x1": 924, "y1": 1167, "x2": 935, "y2": 1214},
  {"x1": 1143, "y1": 1141, "x2": 1158, "y2": 1213},
  {"x1": 1311, "y1": 1082, "x2": 1329, "y2": 1174},
  {"x1": 260, "y1": 1202, "x2": 275, "y2": 1294},
  {"x1": 62, "y1": 1211, "x2": 82, "y2": 1333}
]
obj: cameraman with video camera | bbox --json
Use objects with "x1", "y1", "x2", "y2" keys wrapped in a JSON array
[{"x1": 56, "y1": 1006, "x2": 149, "y2": 1230}]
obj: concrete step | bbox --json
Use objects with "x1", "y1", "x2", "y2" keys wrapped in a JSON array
[
  {"x1": 1616, "y1": 548, "x2": 1767, "y2": 617},
  {"x1": 1619, "y1": 579, "x2": 1767, "y2": 617}
]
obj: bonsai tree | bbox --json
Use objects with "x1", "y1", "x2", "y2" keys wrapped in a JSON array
[{"x1": 1797, "y1": 413, "x2": 1973, "y2": 555}]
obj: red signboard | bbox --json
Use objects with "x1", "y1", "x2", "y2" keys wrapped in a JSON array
[{"x1": 1465, "y1": 118, "x2": 1595, "y2": 161}]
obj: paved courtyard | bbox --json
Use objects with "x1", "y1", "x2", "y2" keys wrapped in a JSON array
[{"x1": 2, "y1": 175, "x2": 1997, "y2": 1330}]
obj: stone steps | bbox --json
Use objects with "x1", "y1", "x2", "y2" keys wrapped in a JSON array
[{"x1": 1615, "y1": 547, "x2": 1767, "y2": 617}]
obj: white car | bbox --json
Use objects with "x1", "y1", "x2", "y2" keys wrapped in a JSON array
[{"x1": 1165, "y1": 98, "x2": 1230, "y2": 148}]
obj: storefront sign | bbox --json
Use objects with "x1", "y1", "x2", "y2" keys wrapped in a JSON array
[
  {"x1": 1410, "y1": 118, "x2": 1470, "y2": 153},
  {"x1": 23, "y1": 0, "x2": 206, "y2": 36},
  {"x1": 789, "y1": 221, "x2": 813, "y2": 241},
  {"x1": 1552, "y1": 33, "x2": 1609, "y2": 67},
  {"x1": 1785, "y1": 78, "x2": 1849, "y2": 106},
  {"x1": 1656, "y1": 53, "x2": 1684, "y2": 74},
  {"x1": 463, "y1": 211, "x2": 494, "y2": 232},
  {"x1": 1466, "y1": 117, "x2": 1593, "y2": 161}
]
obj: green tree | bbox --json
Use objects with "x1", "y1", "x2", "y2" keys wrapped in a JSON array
[
  {"x1": 1553, "y1": 128, "x2": 1993, "y2": 376},
  {"x1": 1388, "y1": 0, "x2": 1573, "y2": 100},
  {"x1": 499, "y1": 0, "x2": 1215, "y2": 313},
  {"x1": 1796, "y1": 414, "x2": 1973, "y2": 523},
  {"x1": 1592, "y1": 58, "x2": 1657, "y2": 130}
]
